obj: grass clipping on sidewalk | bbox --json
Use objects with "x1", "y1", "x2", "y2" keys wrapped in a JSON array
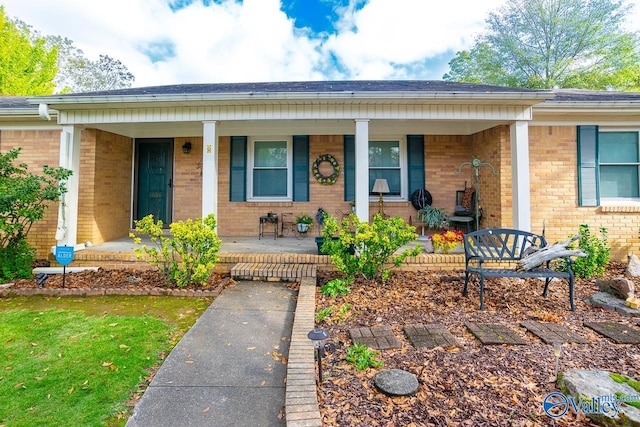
[{"x1": 0, "y1": 308, "x2": 172, "y2": 426}]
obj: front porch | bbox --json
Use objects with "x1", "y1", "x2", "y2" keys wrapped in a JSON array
[{"x1": 64, "y1": 235, "x2": 465, "y2": 275}]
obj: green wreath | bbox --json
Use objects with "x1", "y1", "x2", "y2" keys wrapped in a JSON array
[{"x1": 312, "y1": 154, "x2": 340, "y2": 185}]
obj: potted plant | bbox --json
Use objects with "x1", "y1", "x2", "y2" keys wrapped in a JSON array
[
  {"x1": 417, "y1": 205, "x2": 448, "y2": 229},
  {"x1": 431, "y1": 229, "x2": 464, "y2": 253},
  {"x1": 295, "y1": 213, "x2": 313, "y2": 233}
]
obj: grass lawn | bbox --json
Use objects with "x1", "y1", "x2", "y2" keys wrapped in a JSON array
[{"x1": 0, "y1": 295, "x2": 213, "y2": 426}]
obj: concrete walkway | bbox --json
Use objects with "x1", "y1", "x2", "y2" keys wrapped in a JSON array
[{"x1": 126, "y1": 280, "x2": 296, "y2": 427}]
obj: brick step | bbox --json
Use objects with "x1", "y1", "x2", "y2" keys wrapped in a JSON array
[{"x1": 230, "y1": 262, "x2": 317, "y2": 281}]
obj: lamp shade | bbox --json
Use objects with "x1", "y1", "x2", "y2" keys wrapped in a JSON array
[{"x1": 372, "y1": 178, "x2": 390, "y2": 194}]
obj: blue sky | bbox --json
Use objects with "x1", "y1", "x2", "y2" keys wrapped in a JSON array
[{"x1": 3, "y1": 0, "x2": 640, "y2": 88}]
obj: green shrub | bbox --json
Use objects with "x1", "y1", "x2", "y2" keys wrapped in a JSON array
[
  {"x1": 0, "y1": 238, "x2": 35, "y2": 281},
  {"x1": 568, "y1": 224, "x2": 610, "y2": 279},
  {"x1": 0, "y1": 147, "x2": 71, "y2": 281},
  {"x1": 131, "y1": 214, "x2": 221, "y2": 287},
  {"x1": 345, "y1": 343, "x2": 383, "y2": 371},
  {"x1": 321, "y1": 213, "x2": 421, "y2": 283}
]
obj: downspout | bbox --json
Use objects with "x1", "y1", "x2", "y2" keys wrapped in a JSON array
[{"x1": 38, "y1": 103, "x2": 51, "y2": 121}]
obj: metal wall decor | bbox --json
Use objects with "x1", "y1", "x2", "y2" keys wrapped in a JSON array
[{"x1": 455, "y1": 157, "x2": 498, "y2": 231}]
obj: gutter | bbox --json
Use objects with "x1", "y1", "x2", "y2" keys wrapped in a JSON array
[{"x1": 27, "y1": 90, "x2": 555, "y2": 106}]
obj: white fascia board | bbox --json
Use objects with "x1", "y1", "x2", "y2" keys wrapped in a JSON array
[
  {"x1": 535, "y1": 102, "x2": 640, "y2": 113},
  {"x1": 28, "y1": 90, "x2": 553, "y2": 107}
]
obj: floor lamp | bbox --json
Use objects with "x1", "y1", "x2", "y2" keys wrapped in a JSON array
[{"x1": 372, "y1": 178, "x2": 390, "y2": 216}]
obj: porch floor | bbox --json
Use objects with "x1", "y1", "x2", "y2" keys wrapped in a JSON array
[{"x1": 69, "y1": 234, "x2": 464, "y2": 273}]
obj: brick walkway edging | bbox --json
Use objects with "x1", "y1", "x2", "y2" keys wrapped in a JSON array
[
  {"x1": 0, "y1": 287, "x2": 221, "y2": 297},
  {"x1": 285, "y1": 277, "x2": 323, "y2": 427}
]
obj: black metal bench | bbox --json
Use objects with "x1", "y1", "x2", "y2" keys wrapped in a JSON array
[{"x1": 462, "y1": 228, "x2": 575, "y2": 311}]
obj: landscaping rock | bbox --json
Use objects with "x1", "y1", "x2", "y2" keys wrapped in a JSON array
[
  {"x1": 598, "y1": 278, "x2": 635, "y2": 300},
  {"x1": 374, "y1": 369, "x2": 419, "y2": 396},
  {"x1": 627, "y1": 254, "x2": 640, "y2": 277},
  {"x1": 588, "y1": 292, "x2": 640, "y2": 317},
  {"x1": 559, "y1": 369, "x2": 640, "y2": 426}
]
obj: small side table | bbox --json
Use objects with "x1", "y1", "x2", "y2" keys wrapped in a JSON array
[{"x1": 259, "y1": 215, "x2": 278, "y2": 240}]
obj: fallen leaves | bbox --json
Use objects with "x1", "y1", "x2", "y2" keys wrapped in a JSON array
[{"x1": 315, "y1": 264, "x2": 638, "y2": 426}]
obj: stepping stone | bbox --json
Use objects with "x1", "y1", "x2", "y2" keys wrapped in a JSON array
[
  {"x1": 374, "y1": 369, "x2": 419, "y2": 396},
  {"x1": 404, "y1": 324, "x2": 460, "y2": 348},
  {"x1": 520, "y1": 321, "x2": 588, "y2": 344},
  {"x1": 584, "y1": 321, "x2": 640, "y2": 344},
  {"x1": 465, "y1": 322, "x2": 527, "y2": 345},
  {"x1": 349, "y1": 325, "x2": 400, "y2": 350}
]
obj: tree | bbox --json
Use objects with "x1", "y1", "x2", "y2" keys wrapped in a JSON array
[
  {"x1": 0, "y1": 6, "x2": 58, "y2": 95},
  {"x1": 46, "y1": 36, "x2": 135, "y2": 93},
  {"x1": 0, "y1": 148, "x2": 72, "y2": 281},
  {"x1": 443, "y1": 0, "x2": 640, "y2": 90}
]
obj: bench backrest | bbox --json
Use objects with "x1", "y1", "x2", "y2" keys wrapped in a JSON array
[{"x1": 464, "y1": 228, "x2": 547, "y2": 262}]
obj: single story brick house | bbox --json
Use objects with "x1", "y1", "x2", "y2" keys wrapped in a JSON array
[{"x1": 1, "y1": 81, "x2": 639, "y2": 261}]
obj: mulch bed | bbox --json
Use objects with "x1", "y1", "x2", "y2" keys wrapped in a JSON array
[{"x1": 315, "y1": 263, "x2": 640, "y2": 426}]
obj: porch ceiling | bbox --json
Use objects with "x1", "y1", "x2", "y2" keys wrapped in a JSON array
[{"x1": 89, "y1": 118, "x2": 507, "y2": 138}]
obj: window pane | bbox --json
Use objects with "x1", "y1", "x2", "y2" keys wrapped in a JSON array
[
  {"x1": 254, "y1": 141, "x2": 287, "y2": 167},
  {"x1": 369, "y1": 141, "x2": 399, "y2": 167},
  {"x1": 253, "y1": 169, "x2": 287, "y2": 197},
  {"x1": 600, "y1": 165, "x2": 639, "y2": 198},
  {"x1": 600, "y1": 132, "x2": 639, "y2": 163},
  {"x1": 369, "y1": 170, "x2": 401, "y2": 196}
]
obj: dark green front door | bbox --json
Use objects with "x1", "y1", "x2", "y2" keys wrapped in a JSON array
[{"x1": 135, "y1": 139, "x2": 173, "y2": 224}]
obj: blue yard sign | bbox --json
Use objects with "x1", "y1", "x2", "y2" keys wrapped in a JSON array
[{"x1": 55, "y1": 246, "x2": 74, "y2": 266}]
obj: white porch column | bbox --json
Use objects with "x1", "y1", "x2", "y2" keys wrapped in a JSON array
[
  {"x1": 354, "y1": 119, "x2": 370, "y2": 221},
  {"x1": 202, "y1": 121, "x2": 218, "y2": 221},
  {"x1": 510, "y1": 121, "x2": 531, "y2": 231},
  {"x1": 56, "y1": 125, "x2": 81, "y2": 247}
]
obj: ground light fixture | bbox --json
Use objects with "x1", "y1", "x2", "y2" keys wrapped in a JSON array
[
  {"x1": 308, "y1": 328, "x2": 330, "y2": 383},
  {"x1": 553, "y1": 342, "x2": 563, "y2": 378}
]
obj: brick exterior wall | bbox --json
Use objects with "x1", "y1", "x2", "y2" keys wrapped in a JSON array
[
  {"x1": 529, "y1": 125, "x2": 638, "y2": 261},
  {"x1": 0, "y1": 129, "x2": 62, "y2": 258},
  {"x1": 4, "y1": 125, "x2": 638, "y2": 262},
  {"x1": 470, "y1": 126, "x2": 512, "y2": 230},
  {"x1": 173, "y1": 137, "x2": 203, "y2": 221},
  {"x1": 91, "y1": 130, "x2": 133, "y2": 243}
]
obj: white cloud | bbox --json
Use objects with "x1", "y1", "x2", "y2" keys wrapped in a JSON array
[{"x1": 2, "y1": 0, "x2": 639, "y2": 87}]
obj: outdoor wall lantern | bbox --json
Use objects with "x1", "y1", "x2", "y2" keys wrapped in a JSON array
[
  {"x1": 182, "y1": 141, "x2": 192, "y2": 154},
  {"x1": 308, "y1": 328, "x2": 330, "y2": 383}
]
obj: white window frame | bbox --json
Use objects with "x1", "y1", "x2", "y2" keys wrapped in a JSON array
[
  {"x1": 368, "y1": 136, "x2": 407, "y2": 202},
  {"x1": 247, "y1": 137, "x2": 293, "y2": 201},
  {"x1": 598, "y1": 129, "x2": 640, "y2": 204}
]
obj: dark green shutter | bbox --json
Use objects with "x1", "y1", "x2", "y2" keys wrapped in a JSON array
[
  {"x1": 293, "y1": 135, "x2": 309, "y2": 201},
  {"x1": 407, "y1": 135, "x2": 425, "y2": 196},
  {"x1": 577, "y1": 126, "x2": 599, "y2": 206},
  {"x1": 344, "y1": 135, "x2": 355, "y2": 201},
  {"x1": 229, "y1": 136, "x2": 247, "y2": 201}
]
